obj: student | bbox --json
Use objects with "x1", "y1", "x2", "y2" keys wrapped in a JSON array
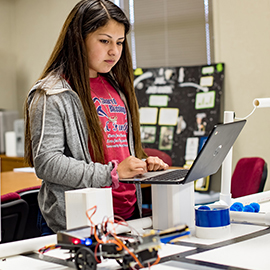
[{"x1": 24, "y1": 0, "x2": 168, "y2": 234}]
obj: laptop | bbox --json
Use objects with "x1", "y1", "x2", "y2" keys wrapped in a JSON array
[{"x1": 119, "y1": 120, "x2": 246, "y2": 185}]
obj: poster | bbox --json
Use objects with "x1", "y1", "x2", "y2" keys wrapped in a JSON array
[{"x1": 135, "y1": 63, "x2": 225, "y2": 166}]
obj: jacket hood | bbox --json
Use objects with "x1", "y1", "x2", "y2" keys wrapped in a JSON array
[{"x1": 29, "y1": 75, "x2": 72, "y2": 96}]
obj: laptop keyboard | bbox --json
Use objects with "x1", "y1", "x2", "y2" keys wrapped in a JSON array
[{"x1": 142, "y1": 169, "x2": 189, "y2": 182}]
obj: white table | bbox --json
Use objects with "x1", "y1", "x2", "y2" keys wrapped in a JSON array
[{"x1": 1, "y1": 199, "x2": 270, "y2": 270}]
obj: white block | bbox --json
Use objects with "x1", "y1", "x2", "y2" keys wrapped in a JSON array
[
  {"x1": 5, "y1": 131, "x2": 16, "y2": 156},
  {"x1": 14, "y1": 119, "x2": 25, "y2": 157},
  {"x1": 151, "y1": 182, "x2": 195, "y2": 230},
  {"x1": 65, "y1": 188, "x2": 114, "y2": 230},
  {"x1": 0, "y1": 110, "x2": 18, "y2": 153}
]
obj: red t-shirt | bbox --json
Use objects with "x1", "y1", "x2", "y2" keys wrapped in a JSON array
[{"x1": 89, "y1": 76, "x2": 137, "y2": 220}]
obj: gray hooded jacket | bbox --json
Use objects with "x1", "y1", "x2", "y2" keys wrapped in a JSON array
[{"x1": 27, "y1": 75, "x2": 142, "y2": 232}]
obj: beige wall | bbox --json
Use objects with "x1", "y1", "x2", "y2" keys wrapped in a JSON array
[
  {"x1": 213, "y1": 0, "x2": 270, "y2": 191},
  {"x1": 0, "y1": 0, "x2": 17, "y2": 111},
  {"x1": 0, "y1": 0, "x2": 79, "y2": 116}
]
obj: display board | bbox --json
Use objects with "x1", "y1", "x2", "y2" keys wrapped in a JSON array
[{"x1": 135, "y1": 63, "x2": 225, "y2": 166}]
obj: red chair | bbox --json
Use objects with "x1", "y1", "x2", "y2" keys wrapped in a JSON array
[
  {"x1": 144, "y1": 148, "x2": 173, "y2": 166},
  {"x1": 231, "y1": 157, "x2": 268, "y2": 198},
  {"x1": 16, "y1": 185, "x2": 41, "y2": 239},
  {"x1": 1, "y1": 192, "x2": 29, "y2": 243}
]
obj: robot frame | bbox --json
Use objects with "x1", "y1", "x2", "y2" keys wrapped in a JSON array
[{"x1": 38, "y1": 206, "x2": 190, "y2": 270}]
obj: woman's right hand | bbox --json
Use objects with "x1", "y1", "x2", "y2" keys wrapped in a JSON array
[{"x1": 117, "y1": 156, "x2": 147, "y2": 179}]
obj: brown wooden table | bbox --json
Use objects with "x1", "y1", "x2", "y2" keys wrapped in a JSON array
[
  {"x1": 1, "y1": 171, "x2": 42, "y2": 195},
  {"x1": 0, "y1": 155, "x2": 28, "y2": 172},
  {"x1": 1, "y1": 167, "x2": 181, "y2": 195}
]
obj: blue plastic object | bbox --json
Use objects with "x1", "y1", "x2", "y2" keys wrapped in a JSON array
[
  {"x1": 230, "y1": 202, "x2": 244, "y2": 212},
  {"x1": 230, "y1": 202, "x2": 260, "y2": 213},
  {"x1": 198, "y1": 205, "x2": 211, "y2": 210},
  {"x1": 249, "y1": 202, "x2": 260, "y2": 213},
  {"x1": 243, "y1": 205, "x2": 255, "y2": 212},
  {"x1": 195, "y1": 206, "x2": 230, "y2": 227}
]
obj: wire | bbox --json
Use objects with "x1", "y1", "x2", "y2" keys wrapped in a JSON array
[
  {"x1": 86, "y1": 206, "x2": 161, "y2": 269},
  {"x1": 86, "y1": 205, "x2": 98, "y2": 235},
  {"x1": 113, "y1": 215, "x2": 142, "y2": 240},
  {"x1": 113, "y1": 235, "x2": 145, "y2": 268},
  {"x1": 150, "y1": 254, "x2": 161, "y2": 267},
  {"x1": 86, "y1": 208, "x2": 124, "y2": 264},
  {"x1": 235, "y1": 105, "x2": 257, "y2": 120},
  {"x1": 38, "y1": 244, "x2": 61, "y2": 254},
  {"x1": 94, "y1": 242, "x2": 103, "y2": 263}
]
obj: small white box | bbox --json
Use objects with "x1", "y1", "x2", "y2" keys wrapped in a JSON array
[
  {"x1": 5, "y1": 131, "x2": 16, "y2": 156},
  {"x1": 14, "y1": 119, "x2": 25, "y2": 157},
  {"x1": 151, "y1": 182, "x2": 195, "y2": 231},
  {"x1": 65, "y1": 188, "x2": 114, "y2": 230},
  {"x1": 0, "y1": 110, "x2": 18, "y2": 153}
]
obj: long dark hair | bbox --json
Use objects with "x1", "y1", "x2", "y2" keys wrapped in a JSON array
[{"x1": 24, "y1": 0, "x2": 146, "y2": 166}]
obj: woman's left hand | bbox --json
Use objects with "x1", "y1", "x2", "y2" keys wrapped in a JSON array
[{"x1": 145, "y1": 156, "x2": 169, "y2": 172}]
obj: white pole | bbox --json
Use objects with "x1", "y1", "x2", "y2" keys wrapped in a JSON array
[{"x1": 219, "y1": 111, "x2": 234, "y2": 206}]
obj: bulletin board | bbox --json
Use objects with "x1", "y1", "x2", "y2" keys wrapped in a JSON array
[{"x1": 135, "y1": 63, "x2": 225, "y2": 167}]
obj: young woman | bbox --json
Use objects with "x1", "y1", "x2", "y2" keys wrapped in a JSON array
[{"x1": 24, "y1": 0, "x2": 168, "y2": 234}]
